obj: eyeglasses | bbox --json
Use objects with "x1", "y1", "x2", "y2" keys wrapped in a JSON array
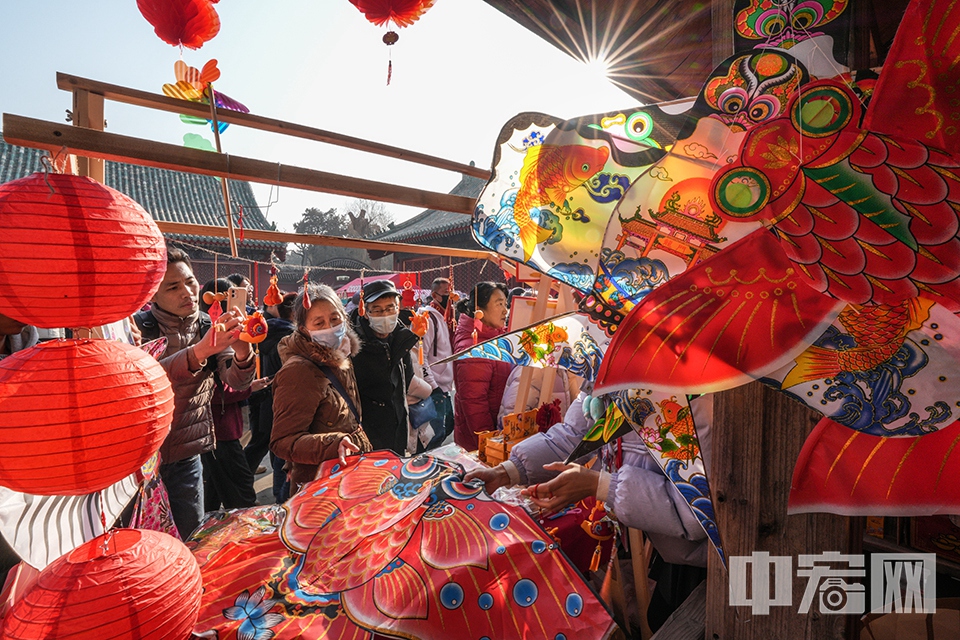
[{"x1": 367, "y1": 303, "x2": 398, "y2": 317}]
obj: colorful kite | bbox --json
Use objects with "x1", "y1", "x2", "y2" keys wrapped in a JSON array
[
  {"x1": 565, "y1": 391, "x2": 723, "y2": 564},
  {"x1": 789, "y1": 417, "x2": 960, "y2": 515},
  {"x1": 193, "y1": 452, "x2": 617, "y2": 639},
  {"x1": 473, "y1": 106, "x2": 687, "y2": 293},
  {"x1": 762, "y1": 300, "x2": 960, "y2": 437},
  {"x1": 734, "y1": 0, "x2": 851, "y2": 77},
  {"x1": 594, "y1": 0, "x2": 960, "y2": 517}
]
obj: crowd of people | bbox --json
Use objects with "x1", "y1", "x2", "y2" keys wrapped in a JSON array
[
  {"x1": 133, "y1": 248, "x2": 522, "y2": 536},
  {"x1": 1, "y1": 245, "x2": 708, "y2": 630}
]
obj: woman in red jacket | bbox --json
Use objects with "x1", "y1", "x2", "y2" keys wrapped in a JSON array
[{"x1": 453, "y1": 282, "x2": 513, "y2": 450}]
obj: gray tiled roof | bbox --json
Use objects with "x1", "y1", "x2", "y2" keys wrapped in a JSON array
[
  {"x1": 0, "y1": 136, "x2": 285, "y2": 256},
  {"x1": 373, "y1": 173, "x2": 484, "y2": 243}
]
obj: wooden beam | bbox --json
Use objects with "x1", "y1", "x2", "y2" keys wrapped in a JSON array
[
  {"x1": 56, "y1": 72, "x2": 492, "y2": 181},
  {"x1": 2, "y1": 114, "x2": 477, "y2": 214},
  {"x1": 71, "y1": 89, "x2": 105, "y2": 183},
  {"x1": 154, "y1": 220, "x2": 500, "y2": 261},
  {"x1": 712, "y1": 0, "x2": 734, "y2": 67}
]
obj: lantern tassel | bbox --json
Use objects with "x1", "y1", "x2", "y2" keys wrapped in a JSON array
[
  {"x1": 419, "y1": 340, "x2": 424, "y2": 365},
  {"x1": 387, "y1": 58, "x2": 392, "y2": 86},
  {"x1": 255, "y1": 344, "x2": 261, "y2": 379}
]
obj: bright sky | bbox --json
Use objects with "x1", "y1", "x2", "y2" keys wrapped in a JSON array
[{"x1": 0, "y1": 1, "x2": 636, "y2": 231}]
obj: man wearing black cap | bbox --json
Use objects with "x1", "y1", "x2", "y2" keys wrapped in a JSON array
[{"x1": 350, "y1": 279, "x2": 419, "y2": 453}]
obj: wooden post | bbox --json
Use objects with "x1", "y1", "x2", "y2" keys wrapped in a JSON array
[
  {"x1": 705, "y1": 382, "x2": 861, "y2": 640},
  {"x1": 536, "y1": 283, "x2": 576, "y2": 407},
  {"x1": 206, "y1": 85, "x2": 239, "y2": 258},
  {"x1": 71, "y1": 89, "x2": 104, "y2": 183},
  {"x1": 513, "y1": 273, "x2": 553, "y2": 414}
]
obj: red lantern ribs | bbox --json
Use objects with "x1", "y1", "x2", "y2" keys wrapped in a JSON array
[
  {"x1": 0, "y1": 339, "x2": 173, "y2": 495},
  {"x1": 0, "y1": 173, "x2": 166, "y2": 329}
]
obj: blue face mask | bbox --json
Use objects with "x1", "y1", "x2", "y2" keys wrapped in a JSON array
[{"x1": 309, "y1": 322, "x2": 346, "y2": 349}]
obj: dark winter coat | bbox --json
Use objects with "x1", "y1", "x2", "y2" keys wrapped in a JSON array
[
  {"x1": 350, "y1": 311, "x2": 419, "y2": 454},
  {"x1": 211, "y1": 380, "x2": 252, "y2": 442},
  {"x1": 249, "y1": 316, "x2": 296, "y2": 416},
  {"x1": 271, "y1": 328, "x2": 373, "y2": 486},
  {"x1": 135, "y1": 305, "x2": 256, "y2": 464},
  {"x1": 452, "y1": 313, "x2": 513, "y2": 450}
]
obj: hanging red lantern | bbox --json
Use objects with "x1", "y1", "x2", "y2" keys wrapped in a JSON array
[
  {"x1": 136, "y1": 0, "x2": 221, "y2": 49},
  {"x1": 349, "y1": 0, "x2": 437, "y2": 83},
  {"x1": 0, "y1": 173, "x2": 166, "y2": 329},
  {"x1": 2, "y1": 529, "x2": 202, "y2": 639},
  {"x1": 349, "y1": 0, "x2": 437, "y2": 28},
  {"x1": 0, "y1": 339, "x2": 173, "y2": 495}
]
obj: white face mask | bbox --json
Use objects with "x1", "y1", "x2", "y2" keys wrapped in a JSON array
[
  {"x1": 368, "y1": 313, "x2": 399, "y2": 335},
  {"x1": 309, "y1": 323, "x2": 346, "y2": 349}
]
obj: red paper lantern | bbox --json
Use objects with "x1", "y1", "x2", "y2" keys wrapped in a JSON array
[
  {"x1": 0, "y1": 173, "x2": 166, "y2": 329},
  {"x1": 2, "y1": 529, "x2": 202, "y2": 639},
  {"x1": 349, "y1": 0, "x2": 437, "y2": 28},
  {"x1": 0, "y1": 339, "x2": 173, "y2": 495},
  {"x1": 137, "y1": 0, "x2": 221, "y2": 49}
]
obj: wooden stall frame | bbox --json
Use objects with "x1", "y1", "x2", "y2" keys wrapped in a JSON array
[
  {"x1": 57, "y1": 72, "x2": 491, "y2": 181},
  {"x1": 2, "y1": 113, "x2": 497, "y2": 262},
  {"x1": 6, "y1": 71, "x2": 499, "y2": 264}
]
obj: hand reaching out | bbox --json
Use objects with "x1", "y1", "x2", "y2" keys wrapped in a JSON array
[
  {"x1": 463, "y1": 465, "x2": 511, "y2": 494},
  {"x1": 521, "y1": 462, "x2": 600, "y2": 517},
  {"x1": 194, "y1": 308, "x2": 251, "y2": 361},
  {"x1": 338, "y1": 435, "x2": 360, "y2": 467}
]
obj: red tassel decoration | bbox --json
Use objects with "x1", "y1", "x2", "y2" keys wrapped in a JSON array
[
  {"x1": 358, "y1": 271, "x2": 366, "y2": 317},
  {"x1": 589, "y1": 542, "x2": 603, "y2": 572},
  {"x1": 302, "y1": 270, "x2": 311, "y2": 309},
  {"x1": 237, "y1": 205, "x2": 244, "y2": 243},
  {"x1": 383, "y1": 30, "x2": 398, "y2": 86}
]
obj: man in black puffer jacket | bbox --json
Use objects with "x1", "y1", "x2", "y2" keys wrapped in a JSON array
[{"x1": 350, "y1": 280, "x2": 418, "y2": 454}]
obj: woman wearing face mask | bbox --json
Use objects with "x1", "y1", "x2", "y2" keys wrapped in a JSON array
[
  {"x1": 350, "y1": 279, "x2": 419, "y2": 454},
  {"x1": 452, "y1": 281, "x2": 513, "y2": 450},
  {"x1": 270, "y1": 283, "x2": 372, "y2": 490}
]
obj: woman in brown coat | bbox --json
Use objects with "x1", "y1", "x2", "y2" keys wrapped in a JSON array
[{"x1": 270, "y1": 284, "x2": 372, "y2": 489}]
